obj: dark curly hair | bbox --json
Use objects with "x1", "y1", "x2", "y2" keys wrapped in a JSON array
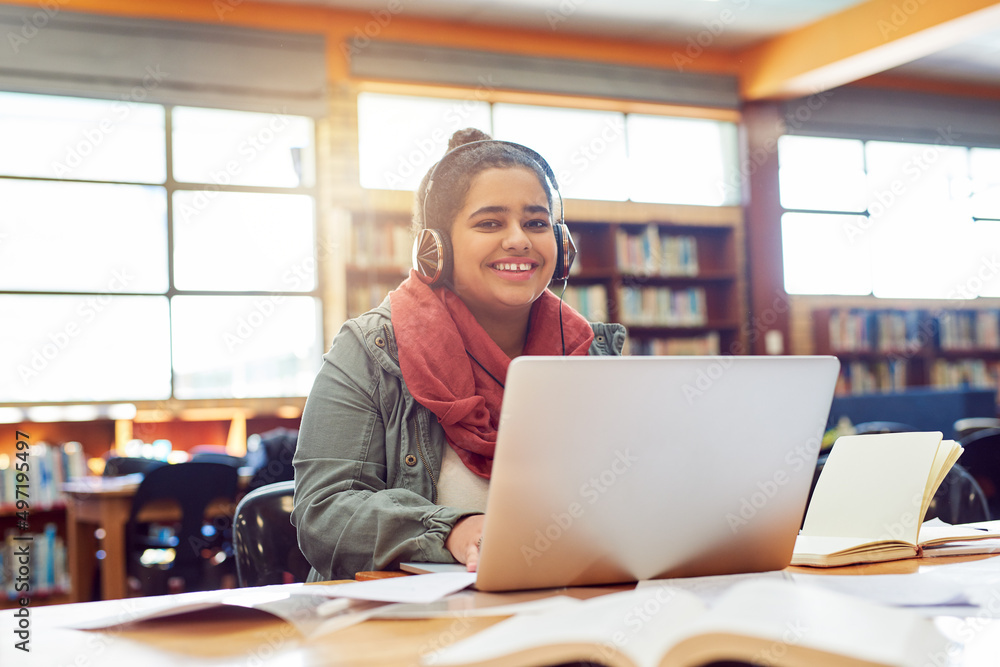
[{"x1": 412, "y1": 128, "x2": 556, "y2": 236}]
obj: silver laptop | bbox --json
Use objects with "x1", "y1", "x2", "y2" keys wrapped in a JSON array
[{"x1": 410, "y1": 355, "x2": 840, "y2": 591}]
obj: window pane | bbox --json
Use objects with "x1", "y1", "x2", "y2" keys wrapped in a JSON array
[
  {"x1": 781, "y1": 212, "x2": 872, "y2": 295},
  {"x1": 0, "y1": 91, "x2": 165, "y2": 183},
  {"x1": 970, "y1": 221, "x2": 1000, "y2": 297},
  {"x1": 971, "y1": 147, "x2": 1000, "y2": 219},
  {"x1": 778, "y1": 136, "x2": 867, "y2": 212},
  {"x1": 172, "y1": 107, "x2": 314, "y2": 187},
  {"x1": 493, "y1": 103, "x2": 628, "y2": 202},
  {"x1": 173, "y1": 192, "x2": 315, "y2": 291},
  {"x1": 0, "y1": 179, "x2": 168, "y2": 292},
  {"x1": 627, "y1": 115, "x2": 739, "y2": 206},
  {"x1": 171, "y1": 296, "x2": 322, "y2": 399},
  {"x1": 865, "y1": 142, "x2": 972, "y2": 299},
  {"x1": 865, "y1": 141, "x2": 968, "y2": 211},
  {"x1": 0, "y1": 295, "x2": 171, "y2": 402},
  {"x1": 357, "y1": 92, "x2": 491, "y2": 191}
]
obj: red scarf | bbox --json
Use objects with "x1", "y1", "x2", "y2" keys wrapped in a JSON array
[{"x1": 390, "y1": 271, "x2": 594, "y2": 479}]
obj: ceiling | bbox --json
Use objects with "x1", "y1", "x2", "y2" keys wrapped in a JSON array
[{"x1": 270, "y1": 0, "x2": 1000, "y2": 96}]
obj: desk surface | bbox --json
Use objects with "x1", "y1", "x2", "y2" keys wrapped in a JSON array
[{"x1": 5, "y1": 555, "x2": 1000, "y2": 667}]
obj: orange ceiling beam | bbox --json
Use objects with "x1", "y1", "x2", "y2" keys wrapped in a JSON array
[{"x1": 739, "y1": 0, "x2": 1000, "y2": 100}]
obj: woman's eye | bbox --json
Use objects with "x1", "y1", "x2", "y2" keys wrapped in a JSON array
[
  {"x1": 526, "y1": 219, "x2": 550, "y2": 229},
  {"x1": 476, "y1": 219, "x2": 500, "y2": 229}
]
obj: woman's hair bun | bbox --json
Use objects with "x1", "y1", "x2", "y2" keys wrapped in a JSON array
[{"x1": 447, "y1": 127, "x2": 492, "y2": 151}]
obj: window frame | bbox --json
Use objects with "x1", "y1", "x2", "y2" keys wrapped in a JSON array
[
  {"x1": 0, "y1": 98, "x2": 321, "y2": 405},
  {"x1": 778, "y1": 134, "x2": 1000, "y2": 300}
]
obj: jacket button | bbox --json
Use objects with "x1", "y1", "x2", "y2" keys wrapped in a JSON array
[
  {"x1": 405, "y1": 454, "x2": 417, "y2": 466},
  {"x1": 374, "y1": 336, "x2": 386, "y2": 348}
]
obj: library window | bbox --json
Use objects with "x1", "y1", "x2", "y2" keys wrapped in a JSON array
[
  {"x1": 0, "y1": 91, "x2": 321, "y2": 403},
  {"x1": 356, "y1": 92, "x2": 740, "y2": 206},
  {"x1": 779, "y1": 135, "x2": 1000, "y2": 299}
]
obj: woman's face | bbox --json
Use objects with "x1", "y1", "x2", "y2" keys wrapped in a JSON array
[{"x1": 448, "y1": 166, "x2": 557, "y2": 323}]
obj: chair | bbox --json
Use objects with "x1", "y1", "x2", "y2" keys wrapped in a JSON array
[
  {"x1": 954, "y1": 417, "x2": 1000, "y2": 441},
  {"x1": 103, "y1": 456, "x2": 167, "y2": 477},
  {"x1": 925, "y1": 462, "x2": 991, "y2": 524},
  {"x1": 957, "y1": 428, "x2": 1000, "y2": 520},
  {"x1": 190, "y1": 451, "x2": 247, "y2": 467},
  {"x1": 245, "y1": 427, "x2": 298, "y2": 492},
  {"x1": 852, "y1": 421, "x2": 917, "y2": 435},
  {"x1": 807, "y1": 456, "x2": 992, "y2": 526},
  {"x1": 125, "y1": 462, "x2": 240, "y2": 596},
  {"x1": 233, "y1": 480, "x2": 311, "y2": 587}
]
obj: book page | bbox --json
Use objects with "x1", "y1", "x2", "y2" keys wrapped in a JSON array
[
  {"x1": 801, "y1": 432, "x2": 945, "y2": 545},
  {"x1": 423, "y1": 586, "x2": 707, "y2": 667},
  {"x1": 673, "y1": 579, "x2": 951, "y2": 667},
  {"x1": 920, "y1": 440, "x2": 963, "y2": 521}
]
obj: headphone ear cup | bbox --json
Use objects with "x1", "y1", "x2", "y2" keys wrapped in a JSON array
[
  {"x1": 551, "y1": 223, "x2": 577, "y2": 281},
  {"x1": 412, "y1": 228, "x2": 453, "y2": 287}
]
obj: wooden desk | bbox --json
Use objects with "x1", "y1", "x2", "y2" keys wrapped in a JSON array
[
  {"x1": 64, "y1": 480, "x2": 139, "y2": 602},
  {"x1": 6, "y1": 557, "x2": 1000, "y2": 666},
  {"x1": 63, "y1": 475, "x2": 247, "y2": 603}
]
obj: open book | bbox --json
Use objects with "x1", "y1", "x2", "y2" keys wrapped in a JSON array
[
  {"x1": 792, "y1": 432, "x2": 1000, "y2": 567},
  {"x1": 422, "y1": 579, "x2": 949, "y2": 667}
]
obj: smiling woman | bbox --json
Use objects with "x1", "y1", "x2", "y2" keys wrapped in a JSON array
[{"x1": 290, "y1": 129, "x2": 627, "y2": 581}]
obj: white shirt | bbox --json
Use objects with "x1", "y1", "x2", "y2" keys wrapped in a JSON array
[{"x1": 435, "y1": 444, "x2": 489, "y2": 513}]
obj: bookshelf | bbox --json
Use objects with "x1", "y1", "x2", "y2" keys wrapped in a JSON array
[
  {"x1": 0, "y1": 406, "x2": 302, "y2": 607},
  {"x1": 812, "y1": 307, "x2": 1000, "y2": 398},
  {"x1": 342, "y1": 194, "x2": 748, "y2": 355}
]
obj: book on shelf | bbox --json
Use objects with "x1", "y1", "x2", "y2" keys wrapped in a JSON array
[
  {"x1": 792, "y1": 432, "x2": 1000, "y2": 567},
  {"x1": 0, "y1": 441, "x2": 85, "y2": 509},
  {"x1": 929, "y1": 359, "x2": 1000, "y2": 391},
  {"x1": 629, "y1": 333, "x2": 720, "y2": 356},
  {"x1": 423, "y1": 578, "x2": 949, "y2": 667},
  {"x1": 828, "y1": 309, "x2": 873, "y2": 352},
  {"x1": 827, "y1": 309, "x2": 924, "y2": 354},
  {"x1": 348, "y1": 220, "x2": 412, "y2": 270},
  {"x1": 346, "y1": 281, "x2": 401, "y2": 318},
  {"x1": 615, "y1": 225, "x2": 699, "y2": 277},
  {"x1": 938, "y1": 309, "x2": 1000, "y2": 351},
  {"x1": 1, "y1": 523, "x2": 70, "y2": 600},
  {"x1": 560, "y1": 284, "x2": 608, "y2": 322},
  {"x1": 836, "y1": 360, "x2": 908, "y2": 395},
  {"x1": 617, "y1": 286, "x2": 706, "y2": 327}
]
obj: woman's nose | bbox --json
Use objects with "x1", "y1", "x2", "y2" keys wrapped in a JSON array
[{"x1": 501, "y1": 223, "x2": 530, "y2": 250}]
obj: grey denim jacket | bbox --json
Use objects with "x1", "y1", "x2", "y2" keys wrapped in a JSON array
[{"x1": 291, "y1": 296, "x2": 627, "y2": 581}]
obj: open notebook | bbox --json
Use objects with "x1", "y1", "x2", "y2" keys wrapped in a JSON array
[{"x1": 405, "y1": 355, "x2": 840, "y2": 591}]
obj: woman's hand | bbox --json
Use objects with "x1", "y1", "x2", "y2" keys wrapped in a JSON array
[{"x1": 445, "y1": 514, "x2": 485, "y2": 572}]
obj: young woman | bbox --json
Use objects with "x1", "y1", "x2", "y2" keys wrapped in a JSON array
[{"x1": 291, "y1": 129, "x2": 626, "y2": 580}]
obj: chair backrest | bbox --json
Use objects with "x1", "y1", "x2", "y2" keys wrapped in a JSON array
[
  {"x1": 245, "y1": 428, "x2": 298, "y2": 492},
  {"x1": 127, "y1": 462, "x2": 240, "y2": 566},
  {"x1": 954, "y1": 417, "x2": 1000, "y2": 441},
  {"x1": 104, "y1": 456, "x2": 167, "y2": 477},
  {"x1": 190, "y1": 451, "x2": 247, "y2": 467},
  {"x1": 853, "y1": 421, "x2": 917, "y2": 435},
  {"x1": 956, "y1": 428, "x2": 1000, "y2": 519},
  {"x1": 233, "y1": 480, "x2": 311, "y2": 587},
  {"x1": 925, "y1": 462, "x2": 992, "y2": 524}
]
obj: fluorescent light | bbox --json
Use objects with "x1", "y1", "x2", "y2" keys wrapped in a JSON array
[{"x1": 0, "y1": 407, "x2": 25, "y2": 424}]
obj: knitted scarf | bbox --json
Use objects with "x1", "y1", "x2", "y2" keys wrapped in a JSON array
[{"x1": 390, "y1": 271, "x2": 594, "y2": 478}]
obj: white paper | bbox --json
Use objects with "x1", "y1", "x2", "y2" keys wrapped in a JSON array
[
  {"x1": 305, "y1": 571, "x2": 478, "y2": 604},
  {"x1": 372, "y1": 592, "x2": 581, "y2": 619},
  {"x1": 637, "y1": 570, "x2": 792, "y2": 605},
  {"x1": 791, "y1": 573, "x2": 972, "y2": 608}
]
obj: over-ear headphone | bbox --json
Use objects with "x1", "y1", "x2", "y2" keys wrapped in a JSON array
[{"x1": 412, "y1": 139, "x2": 576, "y2": 287}]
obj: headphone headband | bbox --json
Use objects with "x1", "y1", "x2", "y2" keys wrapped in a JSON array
[
  {"x1": 414, "y1": 138, "x2": 574, "y2": 287},
  {"x1": 423, "y1": 139, "x2": 563, "y2": 229}
]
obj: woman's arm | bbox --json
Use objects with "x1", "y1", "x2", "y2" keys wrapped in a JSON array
[{"x1": 291, "y1": 322, "x2": 472, "y2": 580}]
